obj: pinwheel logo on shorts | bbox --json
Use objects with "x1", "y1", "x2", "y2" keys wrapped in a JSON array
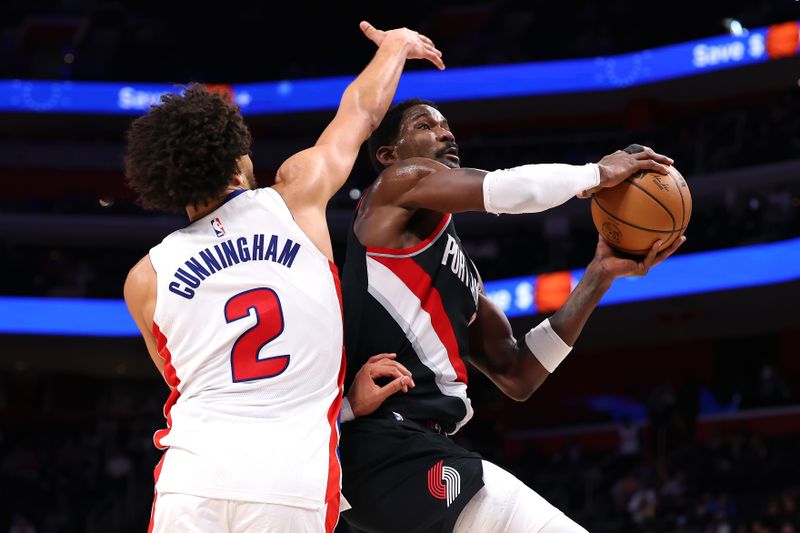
[{"x1": 427, "y1": 460, "x2": 461, "y2": 507}]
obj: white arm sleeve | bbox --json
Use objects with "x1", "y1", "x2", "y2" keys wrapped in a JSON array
[{"x1": 482, "y1": 163, "x2": 600, "y2": 214}]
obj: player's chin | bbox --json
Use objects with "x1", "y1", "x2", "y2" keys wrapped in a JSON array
[{"x1": 440, "y1": 154, "x2": 461, "y2": 169}]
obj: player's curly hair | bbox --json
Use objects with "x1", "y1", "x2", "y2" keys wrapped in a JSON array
[
  {"x1": 124, "y1": 84, "x2": 252, "y2": 213},
  {"x1": 367, "y1": 97, "x2": 438, "y2": 173}
]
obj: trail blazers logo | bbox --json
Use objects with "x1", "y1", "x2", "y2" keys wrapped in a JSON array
[{"x1": 427, "y1": 460, "x2": 461, "y2": 507}]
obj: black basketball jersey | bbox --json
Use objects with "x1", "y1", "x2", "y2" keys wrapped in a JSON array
[{"x1": 343, "y1": 211, "x2": 481, "y2": 434}]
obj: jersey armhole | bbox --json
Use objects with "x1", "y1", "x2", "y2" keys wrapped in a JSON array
[
  {"x1": 259, "y1": 187, "x2": 295, "y2": 221},
  {"x1": 259, "y1": 187, "x2": 331, "y2": 263},
  {"x1": 144, "y1": 249, "x2": 167, "y2": 334},
  {"x1": 365, "y1": 213, "x2": 452, "y2": 258}
]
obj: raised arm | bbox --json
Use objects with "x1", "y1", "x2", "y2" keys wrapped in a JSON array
[
  {"x1": 468, "y1": 235, "x2": 685, "y2": 401},
  {"x1": 274, "y1": 23, "x2": 443, "y2": 208}
]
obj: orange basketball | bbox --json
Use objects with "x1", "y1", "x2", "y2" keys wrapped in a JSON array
[{"x1": 591, "y1": 166, "x2": 692, "y2": 256}]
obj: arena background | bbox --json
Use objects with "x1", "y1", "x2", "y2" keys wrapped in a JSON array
[{"x1": 1, "y1": 1, "x2": 799, "y2": 531}]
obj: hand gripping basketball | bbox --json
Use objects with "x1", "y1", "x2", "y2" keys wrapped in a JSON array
[{"x1": 590, "y1": 145, "x2": 692, "y2": 255}]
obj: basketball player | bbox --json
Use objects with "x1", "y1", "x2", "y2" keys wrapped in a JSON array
[
  {"x1": 122, "y1": 25, "x2": 443, "y2": 533},
  {"x1": 338, "y1": 99, "x2": 685, "y2": 532}
]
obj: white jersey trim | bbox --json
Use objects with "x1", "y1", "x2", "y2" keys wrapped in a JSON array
[{"x1": 258, "y1": 187, "x2": 331, "y2": 263}]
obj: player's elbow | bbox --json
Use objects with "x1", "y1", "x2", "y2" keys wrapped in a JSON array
[
  {"x1": 500, "y1": 375, "x2": 548, "y2": 402},
  {"x1": 506, "y1": 384, "x2": 535, "y2": 402},
  {"x1": 506, "y1": 390, "x2": 530, "y2": 402},
  {"x1": 497, "y1": 380, "x2": 531, "y2": 402}
]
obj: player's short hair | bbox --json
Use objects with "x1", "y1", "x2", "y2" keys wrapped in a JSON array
[
  {"x1": 367, "y1": 97, "x2": 438, "y2": 173},
  {"x1": 124, "y1": 84, "x2": 252, "y2": 213}
]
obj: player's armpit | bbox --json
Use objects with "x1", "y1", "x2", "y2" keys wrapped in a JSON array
[{"x1": 273, "y1": 147, "x2": 330, "y2": 203}]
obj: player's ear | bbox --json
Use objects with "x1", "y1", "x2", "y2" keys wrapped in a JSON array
[
  {"x1": 376, "y1": 145, "x2": 398, "y2": 167},
  {"x1": 230, "y1": 173, "x2": 247, "y2": 187}
]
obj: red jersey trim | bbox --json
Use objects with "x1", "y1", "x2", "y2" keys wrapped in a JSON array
[
  {"x1": 325, "y1": 261, "x2": 345, "y2": 532},
  {"x1": 152, "y1": 323, "x2": 180, "y2": 450},
  {"x1": 366, "y1": 214, "x2": 451, "y2": 257}
]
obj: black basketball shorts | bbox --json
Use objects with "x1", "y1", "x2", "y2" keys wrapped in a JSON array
[{"x1": 340, "y1": 412, "x2": 484, "y2": 533}]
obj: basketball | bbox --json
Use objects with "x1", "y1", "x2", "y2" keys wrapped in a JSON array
[{"x1": 591, "y1": 166, "x2": 692, "y2": 255}]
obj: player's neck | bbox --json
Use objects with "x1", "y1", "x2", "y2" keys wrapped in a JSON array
[{"x1": 186, "y1": 185, "x2": 246, "y2": 222}]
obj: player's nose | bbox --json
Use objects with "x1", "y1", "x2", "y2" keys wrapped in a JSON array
[{"x1": 437, "y1": 128, "x2": 455, "y2": 143}]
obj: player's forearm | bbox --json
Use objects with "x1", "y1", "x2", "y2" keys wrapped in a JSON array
[
  {"x1": 548, "y1": 263, "x2": 610, "y2": 347},
  {"x1": 406, "y1": 163, "x2": 597, "y2": 215},
  {"x1": 482, "y1": 163, "x2": 599, "y2": 214},
  {"x1": 342, "y1": 35, "x2": 412, "y2": 137},
  {"x1": 498, "y1": 341, "x2": 552, "y2": 401},
  {"x1": 508, "y1": 268, "x2": 608, "y2": 391},
  {"x1": 498, "y1": 261, "x2": 611, "y2": 400}
]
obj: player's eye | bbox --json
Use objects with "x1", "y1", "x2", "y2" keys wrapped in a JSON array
[{"x1": 417, "y1": 123, "x2": 431, "y2": 130}]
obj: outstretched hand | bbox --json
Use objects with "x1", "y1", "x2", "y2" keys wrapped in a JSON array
[
  {"x1": 577, "y1": 145, "x2": 673, "y2": 199},
  {"x1": 347, "y1": 352, "x2": 416, "y2": 418},
  {"x1": 591, "y1": 234, "x2": 686, "y2": 282},
  {"x1": 360, "y1": 21, "x2": 445, "y2": 70}
]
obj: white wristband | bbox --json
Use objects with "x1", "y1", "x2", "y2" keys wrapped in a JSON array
[
  {"x1": 340, "y1": 397, "x2": 355, "y2": 423},
  {"x1": 524, "y1": 318, "x2": 572, "y2": 373},
  {"x1": 483, "y1": 163, "x2": 599, "y2": 214}
]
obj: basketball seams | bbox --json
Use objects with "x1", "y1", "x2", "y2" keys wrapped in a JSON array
[
  {"x1": 592, "y1": 196, "x2": 682, "y2": 234},
  {"x1": 626, "y1": 177, "x2": 677, "y2": 230},
  {"x1": 664, "y1": 169, "x2": 686, "y2": 230}
]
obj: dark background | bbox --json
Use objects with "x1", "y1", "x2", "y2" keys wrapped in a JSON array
[{"x1": 1, "y1": 1, "x2": 799, "y2": 531}]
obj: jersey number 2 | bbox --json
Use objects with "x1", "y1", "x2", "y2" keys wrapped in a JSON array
[{"x1": 225, "y1": 288, "x2": 290, "y2": 382}]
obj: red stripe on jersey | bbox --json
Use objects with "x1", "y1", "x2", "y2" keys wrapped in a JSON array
[
  {"x1": 152, "y1": 323, "x2": 181, "y2": 450},
  {"x1": 366, "y1": 214, "x2": 451, "y2": 256},
  {"x1": 147, "y1": 454, "x2": 166, "y2": 533},
  {"x1": 372, "y1": 255, "x2": 468, "y2": 384},
  {"x1": 325, "y1": 261, "x2": 346, "y2": 533}
]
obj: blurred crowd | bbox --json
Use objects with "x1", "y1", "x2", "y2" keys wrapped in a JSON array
[
  {"x1": 0, "y1": 364, "x2": 796, "y2": 532},
  {"x1": 0, "y1": 375, "x2": 163, "y2": 532},
  {"x1": 497, "y1": 430, "x2": 800, "y2": 533}
]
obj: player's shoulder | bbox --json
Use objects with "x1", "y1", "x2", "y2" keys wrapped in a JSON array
[
  {"x1": 123, "y1": 255, "x2": 157, "y2": 336},
  {"x1": 375, "y1": 158, "x2": 449, "y2": 192},
  {"x1": 124, "y1": 255, "x2": 156, "y2": 296},
  {"x1": 383, "y1": 157, "x2": 449, "y2": 178}
]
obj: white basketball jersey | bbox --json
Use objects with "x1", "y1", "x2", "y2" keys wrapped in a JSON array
[{"x1": 147, "y1": 188, "x2": 344, "y2": 512}]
